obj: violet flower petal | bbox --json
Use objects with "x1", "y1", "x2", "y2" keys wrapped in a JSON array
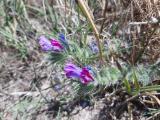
[
  {"x1": 50, "y1": 39, "x2": 63, "y2": 51},
  {"x1": 38, "y1": 35, "x2": 53, "y2": 51},
  {"x1": 64, "y1": 63, "x2": 81, "y2": 79},
  {"x1": 80, "y1": 68, "x2": 94, "y2": 84}
]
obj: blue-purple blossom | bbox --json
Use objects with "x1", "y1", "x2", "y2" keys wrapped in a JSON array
[
  {"x1": 89, "y1": 41, "x2": 99, "y2": 54},
  {"x1": 85, "y1": 65, "x2": 96, "y2": 77},
  {"x1": 64, "y1": 63, "x2": 94, "y2": 85},
  {"x1": 58, "y1": 33, "x2": 69, "y2": 49},
  {"x1": 53, "y1": 84, "x2": 62, "y2": 92}
]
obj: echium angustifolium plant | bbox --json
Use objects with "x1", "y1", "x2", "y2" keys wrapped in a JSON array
[
  {"x1": 38, "y1": 33, "x2": 127, "y2": 97},
  {"x1": 38, "y1": 33, "x2": 96, "y2": 86}
]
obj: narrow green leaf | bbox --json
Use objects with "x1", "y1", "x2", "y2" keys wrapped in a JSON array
[
  {"x1": 123, "y1": 78, "x2": 131, "y2": 93},
  {"x1": 132, "y1": 70, "x2": 140, "y2": 93}
]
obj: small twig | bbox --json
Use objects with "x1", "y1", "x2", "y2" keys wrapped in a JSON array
[
  {"x1": 9, "y1": 91, "x2": 39, "y2": 96},
  {"x1": 134, "y1": 24, "x2": 158, "y2": 63},
  {"x1": 146, "y1": 111, "x2": 160, "y2": 120},
  {"x1": 32, "y1": 65, "x2": 51, "y2": 103},
  {"x1": 144, "y1": 93, "x2": 160, "y2": 106},
  {"x1": 116, "y1": 92, "x2": 160, "y2": 118},
  {"x1": 99, "y1": 0, "x2": 108, "y2": 33},
  {"x1": 129, "y1": 21, "x2": 159, "y2": 25},
  {"x1": 128, "y1": 102, "x2": 133, "y2": 120},
  {"x1": 115, "y1": 93, "x2": 142, "y2": 117}
]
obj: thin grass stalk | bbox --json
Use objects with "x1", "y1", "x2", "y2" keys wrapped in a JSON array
[
  {"x1": 140, "y1": 85, "x2": 160, "y2": 90},
  {"x1": 76, "y1": 0, "x2": 103, "y2": 62},
  {"x1": 132, "y1": 85, "x2": 160, "y2": 93}
]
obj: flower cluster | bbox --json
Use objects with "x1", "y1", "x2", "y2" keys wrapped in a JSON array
[
  {"x1": 38, "y1": 34, "x2": 94, "y2": 85},
  {"x1": 88, "y1": 39, "x2": 109, "y2": 54},
  {"x1": 64, "y1": 63, "x2": 94, "y2": 84},
  {"x1": 88, "y1": 41, "x2": 99, "y2": 54},
  {"x1": 38, "y1": 35, "x2": 63, "y2": 52}
]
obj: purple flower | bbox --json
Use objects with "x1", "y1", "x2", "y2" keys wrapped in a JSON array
[
  {"x1": 64, "y1": 63, "x2": 94, "y2": 85},
  {"x1": 64, "y1": 63, "x2": 82, "y2": 78},
  {"x1": 38, "y1": 35, "x2": 63, "y2": 52},
  {"x1": 38, "y1": 35, "x2": 54, "y2": 51}
]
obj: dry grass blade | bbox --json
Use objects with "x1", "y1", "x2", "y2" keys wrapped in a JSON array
[
  {"x1": 144, "y1": 92, "x2": 160, "y2": 106},
  {"x1": 76, "y1": 0, "x2": 103, "y2": 62},
  {"x1": 146, "y1": 111, "x2": 160, "y2": 120}
]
